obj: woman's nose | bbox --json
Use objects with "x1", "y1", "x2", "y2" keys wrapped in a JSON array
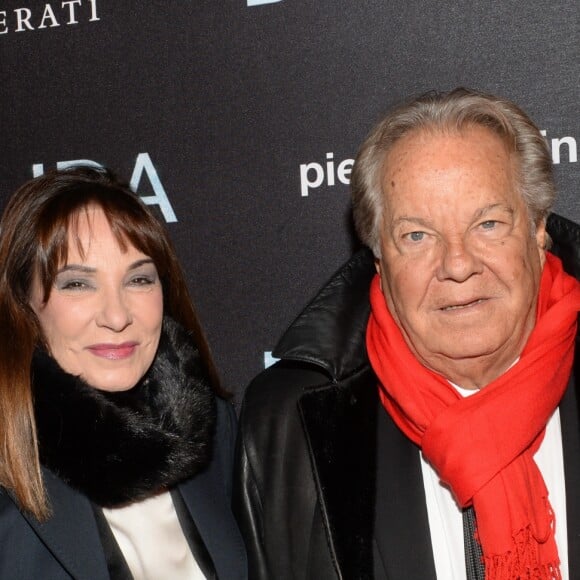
[{"x1": 95, "y1": 288, "x2": 133, "y2": 331}]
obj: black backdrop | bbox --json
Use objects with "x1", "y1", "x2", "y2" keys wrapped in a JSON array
[{"x1": 1, "y1": 1, "x2": 578, "y2": 403}]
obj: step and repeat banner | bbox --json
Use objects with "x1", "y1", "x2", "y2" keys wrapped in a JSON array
[{"x1": 1, "y1": 1, "x2": 577, "y2": 403}]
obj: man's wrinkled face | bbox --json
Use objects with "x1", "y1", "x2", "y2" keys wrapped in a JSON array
[{"x1": 375, "y1": 126, "x2": 546, "y2": 387}]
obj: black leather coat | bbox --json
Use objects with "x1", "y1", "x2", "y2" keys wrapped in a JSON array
[{"x1": 234, "y1": 214, "x2": 580, "y2": 580}]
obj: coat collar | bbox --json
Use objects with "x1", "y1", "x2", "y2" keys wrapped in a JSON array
[
  {"x1": 298, "y1": 365, "x2": 378, "y2": 579},
  {"x1": 274, "y1": 248, "x2": 375, "y2": 381}
]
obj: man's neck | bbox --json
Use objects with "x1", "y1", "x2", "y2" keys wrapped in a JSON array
[{"x1": 421, "y1": 351, "x2": 522, "y2": 390}]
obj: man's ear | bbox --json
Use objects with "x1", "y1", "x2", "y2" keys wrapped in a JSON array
[
  {"x1": 374, "y1": 258, "x2": 383, "y2": 290},
  {"x1": 535, "y1": 219, "x2": 547, "y2": 267}
]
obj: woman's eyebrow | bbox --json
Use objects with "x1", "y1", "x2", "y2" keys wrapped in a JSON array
[
  {"x1": 56, "y1": 264, "x2": 96, "y2": 275},
  {"x1": 128, "y1": 259, "x2": 155, "y2": 271},
  {"x1": 56, "y1": 259, "x2": 154, "y2": 275}
]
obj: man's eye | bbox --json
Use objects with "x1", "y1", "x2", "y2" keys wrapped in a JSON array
[
  {"x1": 480, "y1": 220, "x2": 497, "y2": 230},
  {"x1": 405, "y1": 231, "x2": 425, "y2": 242}
]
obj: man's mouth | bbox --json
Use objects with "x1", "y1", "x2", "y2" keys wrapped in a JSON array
[{"x1": 441, "y1": 299, "x2": 486, "y2": 311}]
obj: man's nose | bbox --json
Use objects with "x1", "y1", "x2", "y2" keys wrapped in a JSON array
[{"x1": 436, "y1": 239, "x2": 483, "y2": 282}]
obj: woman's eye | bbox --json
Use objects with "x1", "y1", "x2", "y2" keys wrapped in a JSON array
[
  {"x1": 57, "y1": 280, "x2": 90, "y2": 291},
  {"x1": 129, "y1": 276, "x2": 155, "y2": 286},
  {"x1": 480, "y1": 220, "x2": 497, "y2": 230}
]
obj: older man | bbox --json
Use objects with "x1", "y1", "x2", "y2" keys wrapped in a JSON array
[{"x1": 234, "y1": 89, "x2": 580, "y2": 579}]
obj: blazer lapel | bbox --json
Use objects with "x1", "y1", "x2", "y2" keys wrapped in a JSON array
[
  {"x1": 298, "y1": 366, "x2": 377, "y2": 579},
  {"x1": 171, "y1": 488, "x2": 217, "y2": 579},
  {"x1": 178, "y1": 455, "x2": 247, "y2": 580},
  {"x1": 374, "y1": 405, "x2": 436, "y2": 579},
  {"x1": 22, "y1": 469, "x2": 109, "y2": 580},
  {"x1": 559, "y1": 355, "x2": 580, "y2": 574}
]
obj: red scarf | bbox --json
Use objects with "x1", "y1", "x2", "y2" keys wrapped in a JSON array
[{"x1": 366, "y1": 252, "x2": 580, "y2": 579}]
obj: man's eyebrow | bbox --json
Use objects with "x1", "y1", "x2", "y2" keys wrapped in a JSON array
[
  {"x1": 390, "y1": 216, "x2": 433, "y2": 229},
  {"x1": 473, "y1": 204, "x2": 514, "y2": 220}
]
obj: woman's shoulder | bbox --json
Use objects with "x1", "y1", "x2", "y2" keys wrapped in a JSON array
[
  {"x1": 214, "y1": 396, "x2": 237, "y2": 455},
  {"x1": 216, "y1": 396, "x2": 237, "y2": 424}
]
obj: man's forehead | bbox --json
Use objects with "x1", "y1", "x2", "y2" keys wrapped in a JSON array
[
  {"x1": 390, "y1": 122, "x2": 510, "y2": 154},
  {"x1": 381, "y1": 126, "x2": 515, "y2": 182},
  {"x1": 378, "y1": 127, "x2": 522, "y2": 225}
]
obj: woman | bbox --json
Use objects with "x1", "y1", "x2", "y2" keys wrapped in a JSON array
[{"x1": 0, "y1": 166, "x2": 247, "y2": 579}]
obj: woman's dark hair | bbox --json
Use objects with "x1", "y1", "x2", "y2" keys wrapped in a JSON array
[{"x1": 0, "y1": 166, "x2": 222, "y2": 519}]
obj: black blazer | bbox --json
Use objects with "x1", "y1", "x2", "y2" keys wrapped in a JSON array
[
  {"x1": 0, "y1": 399, "x2": 247, "y2": 580},
  {"x1": 234, "y1": 214, "x2": 580, "y2": 579}
]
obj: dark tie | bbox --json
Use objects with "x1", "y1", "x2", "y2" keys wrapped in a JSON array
[{"x1": 463, "y1": 506, "x2": 485, "y2": 580}]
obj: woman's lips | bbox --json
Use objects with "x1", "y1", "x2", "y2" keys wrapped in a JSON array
[{"x1": 86, "y1": 342, "x2": 138, "y2": 360}]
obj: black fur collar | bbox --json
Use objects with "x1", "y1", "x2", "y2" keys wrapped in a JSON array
[{"x1": 32, "y1": 317, "x2": 216, "y2": 508}]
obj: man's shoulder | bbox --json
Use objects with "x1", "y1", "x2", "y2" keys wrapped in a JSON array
[
  {"x1": 241, "y1": 360, "x2": 332, "y2": 420},
  {"x1": 548, "y1": 214, "x2": 580, "y2": 280}
]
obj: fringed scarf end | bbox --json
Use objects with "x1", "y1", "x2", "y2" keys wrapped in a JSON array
[{"x1": 483, "y1": 526, "x2": 561, "y2": 580}]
